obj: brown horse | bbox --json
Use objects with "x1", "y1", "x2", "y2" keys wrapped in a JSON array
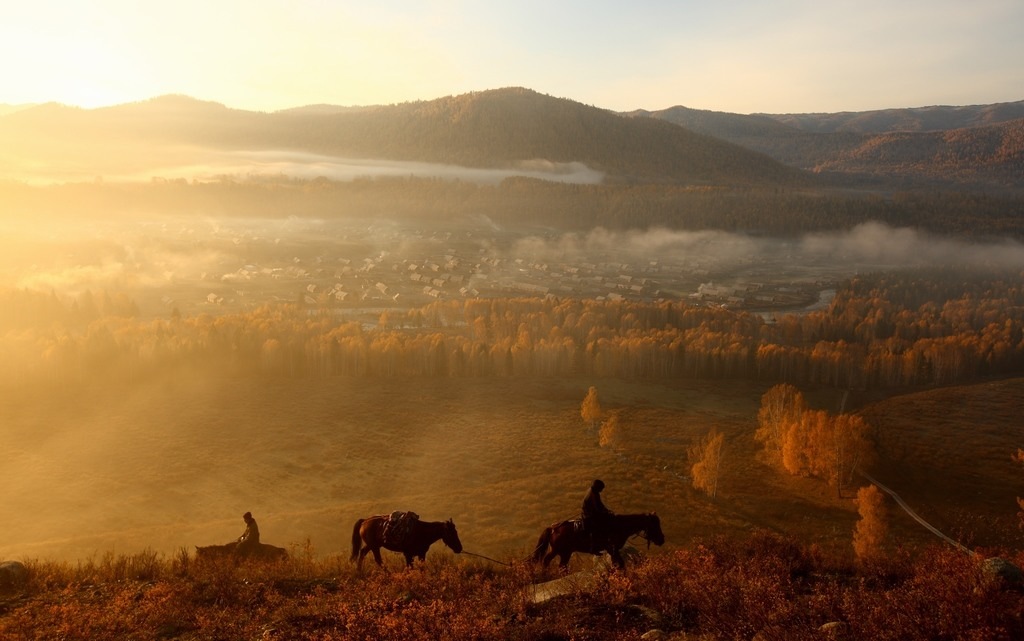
[
  {"x1": 532, "y1": 512, "x2": 664, "y2": 568},
  {"x1": 351, "y1": 514, "x2": 463, "y2": 570},
  {"x1": 195, "y1": 541, "x2": 288, "y2": 561}
]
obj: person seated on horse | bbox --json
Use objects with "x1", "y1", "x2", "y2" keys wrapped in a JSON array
[
  {"x1": 236, "y1": 511, "x2": 260, "y2": 555},
  {"x1": 581, "y1": 479, "x2": 614, "y2": 550}
]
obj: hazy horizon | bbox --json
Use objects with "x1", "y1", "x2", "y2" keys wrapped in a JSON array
[{"x1": 2, "y1": 2, "x2": 1022, "y2": 115}]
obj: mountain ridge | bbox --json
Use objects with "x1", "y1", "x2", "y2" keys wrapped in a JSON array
[
  {"x1": 2, "y1": 88, "x2": 1022, "y2": 190},
  {"x1": 0, "y1": 89, "x2": 812, "y2": 187},
  {"x1": 633, "y1": 101, "x2": 1024, "y2": 188}
]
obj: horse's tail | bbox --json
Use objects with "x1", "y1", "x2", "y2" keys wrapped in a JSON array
[
  {"x1": 532, "y1": 526, "x2": 552, "y2": 563},
  {"x1": 350, "y1": 518, "x2": 365, "y2": 562}
]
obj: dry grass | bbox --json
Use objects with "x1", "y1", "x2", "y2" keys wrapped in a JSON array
[
  {"x1": 1, "y1": 372, "x2": 1022, "y2": 569},
  {"x1": 860, "y1": 378, "x2": 1024, "y2": 550},
  {"x1": 3, "y1": 534, "x2": 1022, "y2": 641}
]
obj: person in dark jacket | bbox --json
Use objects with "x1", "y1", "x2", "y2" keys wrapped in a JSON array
[
  {"x1": 581, "y1": 479, "x2": 614, "y2": 549},
  {"x1": 236, "y1": 511, "x2": 260, "y2": 555}
]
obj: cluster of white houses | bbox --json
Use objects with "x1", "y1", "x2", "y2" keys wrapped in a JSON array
[{"x1": 190, "y1": 226, "x2": 819, "y2": 315}]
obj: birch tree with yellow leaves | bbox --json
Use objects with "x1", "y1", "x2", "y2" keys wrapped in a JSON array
[
  {"x1": 689, "y1": 429, "x2": 725, "y2": 498},
  {"x1": 581, "y1": 386, "x2": 602, "y2": 430}
]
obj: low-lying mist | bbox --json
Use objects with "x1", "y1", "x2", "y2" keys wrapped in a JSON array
[
  {"x1": 5, "y1": 146, "x2": 607, "y2": 186},
  {"x1": 512, "y1": 222, "x2": 1024, "y2": 272},
  {"x1": 2, "y1": 217, "x2": 1021, "y2": 320}
]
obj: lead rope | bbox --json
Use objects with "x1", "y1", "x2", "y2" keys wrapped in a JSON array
[{"x1": 460, "y1": 549, "x2": 514, "y2": 566}]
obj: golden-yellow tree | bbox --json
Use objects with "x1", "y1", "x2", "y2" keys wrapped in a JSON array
[
  {"x1": 581, "y1": 386, "x2": 602, "y2": 430},
  {"x1": 781, "y1": 408, "x2": 828, "y2": 477},
  {"x1": 829, "y1": 413, "x2": 875, "y2": 494},
  {"x1": 853, "y1": 484, "x2": 888, "y2": 565},
  {"x1": 689, "y1": 429, "x2": 725, "y2": 498},
  {"x1": 779, "y1": 409, "x2": 874, "y2": 496},
  {"x1": 598, "y1": 411, "x2": 620, "y2": 448},
  {"x1": 756, "y1": 383, "x2": 807, "y2": 463}
]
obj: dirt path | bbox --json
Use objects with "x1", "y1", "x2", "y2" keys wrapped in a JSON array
[{"x1": 859, "y1": 471, "x2": 975, "y2": 556}]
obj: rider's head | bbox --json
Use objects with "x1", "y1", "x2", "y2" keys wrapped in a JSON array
[
  {"x1": 591, "y1": 479, "x2": 605, "y2": 492},
  {"x1": 243, "y1": 511, "x2": 253, "y2": 522}
]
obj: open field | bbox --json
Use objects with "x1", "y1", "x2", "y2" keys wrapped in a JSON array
[{"x1": 3, "y1": 372, "x2": 1020, "y2": 567}]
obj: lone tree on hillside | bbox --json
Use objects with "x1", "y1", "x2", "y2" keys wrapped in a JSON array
[
  {"x1": 581, "y1": 386, "x2": 602, "y2": 430},
  {"x1": 853, "y1": 484, "x2": 889, "y2": 565},
  {"x1": 689, "y1": 429, "x2": 725, "y2": 498},
  {"x1": 598, "y1": 411, "x2": 621, "y2": 448}
]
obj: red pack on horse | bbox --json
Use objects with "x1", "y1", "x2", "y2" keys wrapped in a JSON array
[{"x1": 351, "y1": 512, "x2": 463, "y2": 570}]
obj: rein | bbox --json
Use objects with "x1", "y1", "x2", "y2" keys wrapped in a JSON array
[
  {"x1": 629, "y1": 531, "x2": 653, "y2": 550},
  {"x1": 460, "y1": 550, "x2": 513, "y2": 566}
]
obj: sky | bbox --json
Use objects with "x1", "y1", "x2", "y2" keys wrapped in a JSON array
[{"x1": 1, "y1": 0, "x2": 1022, "y2": 115}]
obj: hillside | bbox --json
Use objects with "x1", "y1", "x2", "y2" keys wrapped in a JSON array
[
  {"x1": 634, "y1": 101, "x2": 1024, "y2": 189},
  {"x1": 2, "y1": 375, "x2": 1023, "y2": 639},
  {"x1": 767, "y1": 101, "x2": 1024, "y2": 134},
  {"x1": 0, "y1": 88, "x2": 806, "y2": 187},
  {"x1": 857, "y1": 378, "x2": 1024, "y2": 548},
  {"x1": 2, "y1": 370, "x2": 1021, "y2": 564}
]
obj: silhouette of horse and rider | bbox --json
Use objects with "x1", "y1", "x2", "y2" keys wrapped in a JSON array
[
  {"x1": 201, "y1": 481, "x2": 662, "y2": 570},
  {"x1": 532, "y1": 479, "x2": 665, "y2": 568},
  {"x1": 195, "y1": 512, "x2": 288, "y2": 561}
]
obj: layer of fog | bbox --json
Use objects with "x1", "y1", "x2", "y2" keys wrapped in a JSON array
[
  {"x1": 166, "y1": 150, "x2": 605, "y2": 185},
  {"x1": 13, "y1": 147, "x2": 606, "y2": 186},
  {"x1": 3, "y1": 219, "x2": 1022, "y2": 315},
  {"x1": 512, "y1": 221, "x2": 1024, "y2": 271}
]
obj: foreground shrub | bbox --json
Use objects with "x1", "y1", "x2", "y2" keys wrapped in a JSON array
[{"x1": 1, "y1": 540, "x2": 1022, "y2": 640}]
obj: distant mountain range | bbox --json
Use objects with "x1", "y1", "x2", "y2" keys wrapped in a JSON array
[
  {"x1": 1, "y1": 88, "x2": 1022, "y2": 191},
  {"x1": 629, "y1": 101, "x2": 1024, "y2": 188}
]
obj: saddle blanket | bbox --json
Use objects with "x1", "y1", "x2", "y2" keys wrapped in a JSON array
[{"x1": 383, "y1": 510, "x2": 419, "y2": 546}]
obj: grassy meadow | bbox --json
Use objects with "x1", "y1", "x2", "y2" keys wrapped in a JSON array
[
  {"x1": 4, "y1": 372, "x2": 1024, "y2": 639},
  {"x1": 3, "y1": 370, "x2": 1021, "y2": 569}
]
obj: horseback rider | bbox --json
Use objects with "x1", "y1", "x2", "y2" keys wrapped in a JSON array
[
  {"x1": 236, "y1": 511, "x2": 260, "y2": 555},
  {"x1": 581, "y1": 479, "x2": 614, "y2": 549}
]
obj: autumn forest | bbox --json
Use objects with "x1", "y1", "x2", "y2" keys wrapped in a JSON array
[{"x1": 4, "y1": 268, "x2": 1021, "y2": 390}]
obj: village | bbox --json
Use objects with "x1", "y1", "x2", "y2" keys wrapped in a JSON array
[{"x1": 136, "y1": 217, "x2": 832, "y2": 321}]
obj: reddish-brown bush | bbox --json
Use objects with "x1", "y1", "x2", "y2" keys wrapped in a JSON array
[{"x1": 1, "y1": 540, "x2": 1021, "y2": 640}]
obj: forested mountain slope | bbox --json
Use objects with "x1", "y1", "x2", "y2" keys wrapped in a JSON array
[
  {"x1": 634, "y1": 102, "x2": 1024, "y2": 190},
  {"x1": 0, "y1": 88, "x2": 806, "y2": 186}
]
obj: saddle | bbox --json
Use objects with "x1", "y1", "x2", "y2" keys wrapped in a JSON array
[
  {"x1": 383, "y1": 510, "x2": 419, "y2": 546},
  {"x1": 570, "y1": 518, "x2": 607, "y2": 553}
]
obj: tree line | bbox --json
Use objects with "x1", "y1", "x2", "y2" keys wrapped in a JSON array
[
  {"x1": 3, "y1": 175, "x2": 1023, "y2": 239},
  {"x1": 2, "y1": 268, "x2": 1023, "y2": 389}
]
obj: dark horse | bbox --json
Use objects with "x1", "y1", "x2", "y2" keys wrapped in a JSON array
[
  {"x1": 351, "y1": 515, "x2": 463, "y2": 570},
  {"x1": 195, "y1": 541, "x2": 288, "y2": 561},
  {"x1": 532, "y1": 512, "x2": 664, "y2": 568}
]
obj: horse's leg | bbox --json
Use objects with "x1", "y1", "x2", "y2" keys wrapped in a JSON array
[
  {"x1": 609, "y1": 547, "x2": 625, "y2": 568},
  {"x1": 558, "y1": 551, "x2": 572, "y2": 569},
  {"x1": 371, "y1": 547, "x2": 384, "y2": 567},
  {"x1": 404, "y1": 553, "x2": 414, "y2": 567},
  {"x1": 542, "y1": 549, "x2": 557, "y2": 567}
]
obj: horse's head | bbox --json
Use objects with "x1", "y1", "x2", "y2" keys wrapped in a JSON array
[
  {"x1": 442, "y1": 519, "x2": 463, "y2": 554},
  {"x1": 645, "y1": 512, "x2": 665, "y2": 546},
  {"x1": 195, "y1": 545, "x2": 213, "y2": 559}
]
